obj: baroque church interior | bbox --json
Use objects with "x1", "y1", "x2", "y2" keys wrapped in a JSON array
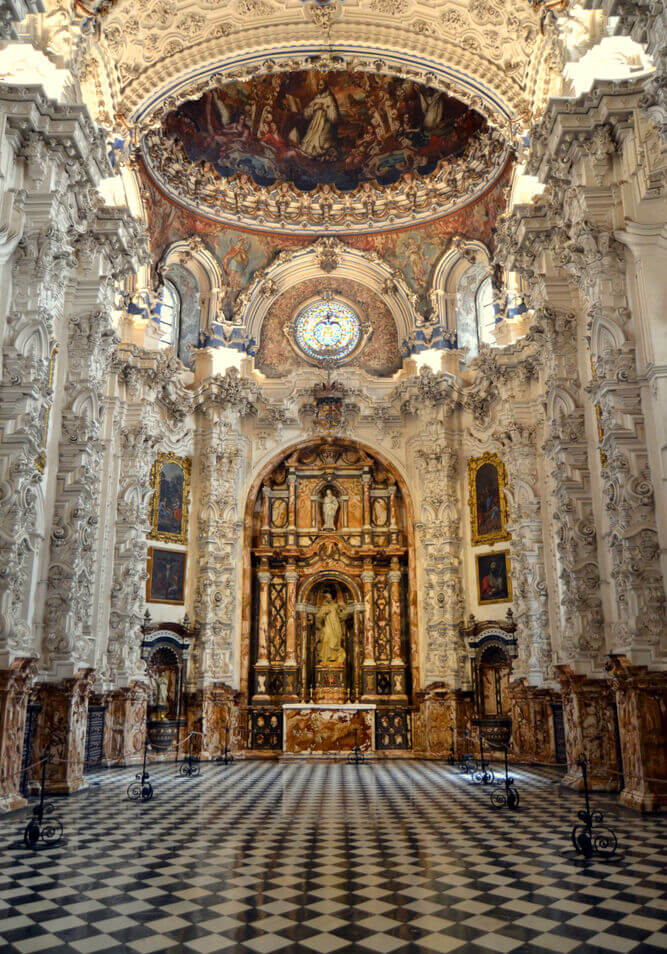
[{"x1": 0, "y1": 0, "x2": 666, "y2": 950}]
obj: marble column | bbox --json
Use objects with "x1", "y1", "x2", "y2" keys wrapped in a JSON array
[
  {"x1": 556, "y1": 665, "x2": 621, "y2": 792},
  {"x1": 362, "y1": 471, "x2": 372, "y2": 545},
  {"x1": 285, "y1": 567, "x2": 299, "y2": 666},
  {"x1": 30, "y1": 670, "x2": 95, "y2": 794},
  {"x1": 253, "y1": 566, "x2": 271, "y2": 701},
  {"x1": 389, "y1": 484, "x2": 399, "y2": 544},
  {"x1": 0, "y1": 658, "x2": 38, "y2": 812},
  {"x1": 287, "y1": 472, "x2": 297, "y2": 545},
  {"x1": 260, "y1": 485, "x2": 271, "y2": 546},
  {"x1": 361, "y1": 568, "x2": 376, "y2": 698},
  {"x1": 102, "y1": 681, "x2": 148, "y2": 766},
  {"x1": 388, "y1": 561, "x2": 407, "y2": 700},
  {"x1": 606, "y1": 655, "x2": 667, "y2": 812}
]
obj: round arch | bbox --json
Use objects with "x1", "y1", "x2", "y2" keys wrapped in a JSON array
[{"x1": 239, "y1": 436, "x2": 421, "y2": 701}]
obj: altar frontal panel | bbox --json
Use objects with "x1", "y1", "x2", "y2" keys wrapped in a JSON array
[{"x1": 284, "y1": 705, "x2": 374, "y2": 754}]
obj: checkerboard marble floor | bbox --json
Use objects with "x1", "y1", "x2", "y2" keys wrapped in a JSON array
[{"x1": 1, "y1": 760, "x2": 665, "y2": 954}]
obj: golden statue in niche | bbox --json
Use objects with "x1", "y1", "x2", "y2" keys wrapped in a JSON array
[{"x1": 316, "y1": 591, "x2": 349, "y2": 666}]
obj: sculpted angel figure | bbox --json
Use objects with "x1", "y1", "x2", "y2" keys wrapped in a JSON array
[
  {"x1": 316, "y1": 591, "x2": 350, "y2": 667},
  {"x1": 322, "y1": 489, "x2": 339, "y2": 530}
]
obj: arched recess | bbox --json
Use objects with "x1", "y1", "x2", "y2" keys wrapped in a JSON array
[
  {"x1": 429, "y1": 239, "x2": 493, "y2": 356},
  {"x1": 240, "y1": 437, "x2": 420, "y2": 707},
  {"x1": 236, "y1": 239, "x2": 421, "y2": 357},
  {"x1": 158, "y1": 240, "x2": 224, "y2": 365}
]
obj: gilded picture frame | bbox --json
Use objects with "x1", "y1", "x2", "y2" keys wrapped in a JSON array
[
  {"x1": 148, "y1": 452, "x2": 191, "y2": 545},
  {"x1": 146, "y1": 547, "x2": 187, "y2": 605},
  {"x1": 467, "y1": 452, "x2": 511, "y2": 547},
  {"x1": 475, "y1": 551, "x2": 512, "y2": 605}
]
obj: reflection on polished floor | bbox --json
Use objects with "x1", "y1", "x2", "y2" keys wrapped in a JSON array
[{"x1": 1, "y1": 761, "x2": 665, "y2": 954}]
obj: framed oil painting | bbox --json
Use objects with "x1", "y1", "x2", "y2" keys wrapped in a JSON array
[
  {"x1": 467, "y1": 453, "x2": 510, "y2": 547},
  {"x1": 146, "y1": 547, "x2": 187, "y2": 605},
  {"x1": 476, "y1": 551, "x2": 512, "y2": 605},
  {"x1": 149, "y1": 453, "x2": 191, "y2": 544}
]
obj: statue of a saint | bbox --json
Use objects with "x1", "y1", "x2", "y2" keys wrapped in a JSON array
[
  {"x1": 157, "y1": 672, "x2": 169, "y2": 708},
  {"x1": 316, "y1": 592, "x2": 348, "y2": 667},
  {"x1": 322, "y1": 489, "x2": 338, "y2": 530}
]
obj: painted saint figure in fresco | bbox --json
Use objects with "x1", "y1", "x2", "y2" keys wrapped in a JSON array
[
  {"x1": 301, "y1": 80, "x2": 340, "y2": 158},
  {"x1": 161, "y1": 70, "x2": 488, "y2": 193}
]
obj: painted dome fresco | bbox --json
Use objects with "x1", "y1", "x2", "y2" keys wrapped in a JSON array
[
  {"x1": 161, "y1": 71, "x2": 487, "y2": 193},
  {"x1": 141, "y1": 68, "x2": 509, "y2": 234}
]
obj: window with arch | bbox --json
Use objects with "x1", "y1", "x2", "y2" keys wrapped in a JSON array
[
  {"x1": 158, "y1": 279, "x2": 180, "y2": 346},
  {"x1": 455, "y1": 264, "x2": 496, "y2": 359}
]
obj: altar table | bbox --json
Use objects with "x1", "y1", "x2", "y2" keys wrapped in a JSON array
[{"x1": 282, "y1": 703, "x2": 376, "y2": 754}]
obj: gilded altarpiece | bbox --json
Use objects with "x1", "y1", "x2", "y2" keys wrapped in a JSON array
[{"x1": 247, "y1": 442, "x2": 413, "y2": 709}]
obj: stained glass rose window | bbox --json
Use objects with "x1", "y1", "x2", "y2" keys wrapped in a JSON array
[{"x1": 294, "y1": 299, "x2": 361, "y2": 363}]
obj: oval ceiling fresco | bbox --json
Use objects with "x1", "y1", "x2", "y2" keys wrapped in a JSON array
[
  {"x1": 141, "y1": 68, "x2": 510, "y2": 233},
  {"x1": 161, "y1": 71, "x2": 488, "y2": 193}
]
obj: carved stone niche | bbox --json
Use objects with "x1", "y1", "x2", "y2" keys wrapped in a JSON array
[
  {"x1": 141, "y1": 623, "x2": 194, "y2": 755},
  {"x1": 462, "y1": 616, "x2": 517, "y2": 751}
]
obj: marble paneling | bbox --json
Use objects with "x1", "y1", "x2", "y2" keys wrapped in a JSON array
[{"x1": 284, "y1": 706, "x2": 374, "y2": 754}]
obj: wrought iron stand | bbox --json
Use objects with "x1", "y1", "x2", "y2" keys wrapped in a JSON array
[
  {"x1": 23, "y1": 758, "x2": 63, "y2": 849},
  {"x1": 127, "y1": 735, "x2": 153, "y2": 802},
  {"x1": 458, "y1": 729, "x2": 478, "y2": 774},
  {"x1": 220, "y1": 724, "x2": 234, "y2": 766},
  {"x1": 490, "y1": 747, "x2": 520, "y2": 810},
  {"x1": 571, "y1": 757, "x2": 618, "y2": 859},
  {"x1": 347, "y1": 728, "x2": 365, "y2": 765},
  {"x1": 447, "y1": 724, "x2": 456, "y2": 765},
  {"x1": 178, "y1": 736, "x2": 200, "y2": 778},
  {"x1": 473, "y1": 731, "x2": 495, "y2": 785}
]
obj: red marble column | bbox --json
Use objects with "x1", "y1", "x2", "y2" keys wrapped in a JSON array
[
  {"x1": 361, "y1": 568, "x2": 375, "y2": 669},
  {"x1": 388, "y1": 561, "x2": 407, "y2": 700},
  {"x1": 362, "y1": 471, "x2": 372, "y2": 544},
  {"x1": 606, "y1": 655, "x2": 667, "y2": 812},
  {"x1": 199, "y1": 685, "x2": 237, "y2": 759},
  {"x1": 285, "y1": 567, "x2": 298, "y2": 666},
  {"x1": 253, "y1": 563, "x2": 271, "y2": 701},
  {"x1": 31, "y1": 670, "x2": 95, "y2": 795},
  {"x1": 556, "y1": 665, "x2": 621, "y2": 792},
  {"x1": 260, "y1": 485, "x2": 271, "y2": 546},
  {"x1": 0, "y1": 658, "x2": 38, "y2": 812},
  {"x1": 389, "y1": 484, "x2": 399, "y2": 544},
  {"x1": 287, "y1": 472, "x2": 297, "y2": 545},
  {"x1": 388, "y1": 561, "x2": 402, "y2": 664},
  {"x1": 102, "y1": 681, "x2": 148, "y2": 766}
]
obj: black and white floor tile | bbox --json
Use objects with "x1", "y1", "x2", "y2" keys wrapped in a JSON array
[{"x1": 1, "y1": 760, "x2": 665, "y2": 953}]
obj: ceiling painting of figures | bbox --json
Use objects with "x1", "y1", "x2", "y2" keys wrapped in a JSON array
[{"x1": 161, "y1": 70, "x2": 488, "y2": 193}]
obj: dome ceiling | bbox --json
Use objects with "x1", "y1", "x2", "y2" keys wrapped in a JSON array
[
  {"x1": 141, "y1": 67, "x2": 509, "y2": 233},
  {"x1": 160, "y1": 71, "x2": 487, "y2": 192}
]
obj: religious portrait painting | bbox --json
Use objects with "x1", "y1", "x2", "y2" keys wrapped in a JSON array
[
  {"x1": 146, "y1": 547, "x2": 187, "y2": 605},
  {"x1": 160, "y1": 70, "x2": 487, "y2": 194},
  {"x1": 467, "y1": 453, "x2": 510, "y2": 546},
  {"x1": 149, "y1": 452, "x2": 191, "y2": 544},
  {"x1": 476, "y1": 551, "x2": 512, "y2": 605}
]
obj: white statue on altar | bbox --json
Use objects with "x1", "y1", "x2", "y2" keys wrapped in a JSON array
[
  {"x1": 322, "y1": 489, "x2": 338, "y2": 530},
  {"x1": 157, "y1": 672, "x2": 169, "y2": 707},
  {"x1": 316, "y1": 591, "x2": 348, "y2": 667}
]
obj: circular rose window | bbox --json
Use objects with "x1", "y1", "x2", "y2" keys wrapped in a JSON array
[{"x1": 294, "y1": 299, "x2": 362, "y2": 363}]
